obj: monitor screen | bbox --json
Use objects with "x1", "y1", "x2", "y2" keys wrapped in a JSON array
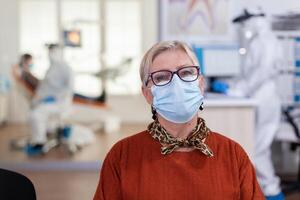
[
  {"x1": 64, "y1": 30, "x2": 81, "y2": 47},
  {"x1": 193, "y1": 45, "x2": 241, "y2": 77}
]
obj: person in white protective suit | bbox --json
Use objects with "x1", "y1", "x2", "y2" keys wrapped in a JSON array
[
  {"x1": 26, "y1": 44, "x2": 74, "y2": 155},
  {"x1": 228, "y1": 10, "x2": 285, "y2": 200},
  {"x1": 211, "y1": 9, "x2": 285, "y2": 200}
]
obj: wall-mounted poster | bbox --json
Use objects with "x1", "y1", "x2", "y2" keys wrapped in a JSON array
[{"x1": 159, "y1": 0, "x2": 231, "y2": 42}]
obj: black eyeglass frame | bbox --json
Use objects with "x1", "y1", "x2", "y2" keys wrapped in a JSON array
[{"x1": 145, "y1": 65, "x2": 200, "y2": 86}]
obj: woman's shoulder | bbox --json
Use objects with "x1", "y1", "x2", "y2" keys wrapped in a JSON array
[
  {"x1": 208, "y1": 131, "x2": 250, "y2": 160},
  {"x1": 208, "y1": 131, "x2": 241, "y2": 147},
  {"x1": 106, "y1": 130, "x2": 155, "y2": 158},
  {"x1": 114, "y1": 130, "x2": 153, "y2": 147}
]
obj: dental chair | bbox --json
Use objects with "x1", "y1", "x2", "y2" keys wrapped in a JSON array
[
  {"x1": 11, "y1": 65, "x2": 99, "y2": 155},
  {"x1": 12, "y1": 65, "x2": 120, "y2": 133}
]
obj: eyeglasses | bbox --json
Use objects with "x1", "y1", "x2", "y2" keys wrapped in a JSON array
[{"x1": 146, "y1": 66, "x2": 200, "y2": 86}]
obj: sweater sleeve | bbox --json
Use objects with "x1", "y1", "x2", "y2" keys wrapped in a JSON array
[
  {"x1": 236, "y1": 144, "x2": 265, "y2": 200},
  {"x1": 93, "y1": 143, "x2": 122, "y2": 200}
]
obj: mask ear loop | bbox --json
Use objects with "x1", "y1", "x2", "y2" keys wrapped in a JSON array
[
  {"x1": 197, "y1": 69, "x2": 204, "y2": 112},
  {"x1": 151, "y1": 105, "x2": 157, "y2": 120},
  {"x1": 199, "y1": 102, "x2": 204, "y2": 111}
]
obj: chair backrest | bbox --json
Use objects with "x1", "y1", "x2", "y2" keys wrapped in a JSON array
[
  {"x1": 276, "y1": 107, "x2": 300, "y2": 143},
  {"x1": 12, "y1": 65, "x2": 108, "y2": 108},
  {"x1": 276, "y1": 122, "x2": 300, "y2": 143},
  {"x1": 0, "y1": 168, "x2": 36, "y2": 200},
  {"x1": 11, "y1": 64, "x2": 35, "y2": 102}
]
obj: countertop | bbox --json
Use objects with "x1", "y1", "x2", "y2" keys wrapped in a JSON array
[{"x1": 205, "y1": 93, "x2": 257, "y2": 107}]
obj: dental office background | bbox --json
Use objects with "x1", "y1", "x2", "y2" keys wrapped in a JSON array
[{"x1": 0, "y1": 0, "x2": 300, "y2": 132}]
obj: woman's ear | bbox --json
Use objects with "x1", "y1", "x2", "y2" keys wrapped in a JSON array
[
  {"x1": 199, "y1": 75, "x2": 205, "y2": 94},
  {"x1": 142, "y1": 86, "x2": 153, "y2": 105}
]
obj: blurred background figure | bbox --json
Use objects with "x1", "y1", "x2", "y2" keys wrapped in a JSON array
[
  {"x1": 26, "y1": 44, "x2": 74, "y2": 155},
  {"x1": 212, "y1": 9, "x2": 285, "y2": 200},
  {"x1": 18, "y1": 53, "x2": 39, "y2": 91},
  {"x1": 19, "y1": 54, "x2": 33, "y2": 72}
]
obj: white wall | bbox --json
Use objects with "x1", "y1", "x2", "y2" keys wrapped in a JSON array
[
  {"x1": 0, "y1": 0, "x2": 19, "y2": 76},
  {"x1": 0, "y1": 0, "x2": 29, "y2": 123},
  {"x1": 141, "y1": 0, "x2": 158, "y2": 52}
]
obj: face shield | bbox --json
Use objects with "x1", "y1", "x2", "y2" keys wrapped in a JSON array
[
  {"x1": 233, "y1": 9, "x2": 266, "y2": 52},
  {"x1": 234, "y1": 23, "x2": 252, "y2": 56},
  {"x1": 239, "y1": 20, "x2": 259, "y2": 47}
]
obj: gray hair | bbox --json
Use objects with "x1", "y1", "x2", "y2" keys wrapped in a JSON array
[{"x1": 139, "y1": 40, "x2": 199, "y2": 86}]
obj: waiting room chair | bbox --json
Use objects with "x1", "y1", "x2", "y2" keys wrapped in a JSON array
[{"x1": 0, "y1": 168, "x2": 36, "y2": 200}]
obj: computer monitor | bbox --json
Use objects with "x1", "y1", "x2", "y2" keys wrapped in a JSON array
[
  {"x1": 64, "y1": 30, "x2": 81, "y2": 47},
  {"x1": 193, "y1": 45, "x2": 241, "y2": 77}
]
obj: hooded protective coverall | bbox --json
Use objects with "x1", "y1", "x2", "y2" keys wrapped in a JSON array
[
  {"x1": 229, "y1": 16, "x2": 284, "y2": 196},
  {"x1": 29, "y1": 48, "x2": 74, "y2": 144}
]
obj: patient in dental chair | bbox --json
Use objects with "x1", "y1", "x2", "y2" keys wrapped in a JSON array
[
  {"x1": 11, "y1": 53, "x2": 97, "y2": 155},
  {"x1": 16, "y1": 53, "x2": 106, "y2": 105}
]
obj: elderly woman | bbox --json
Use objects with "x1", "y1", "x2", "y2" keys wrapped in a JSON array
[{"x1": 93, "y1": 41, "x2": 264, "y2": 200}]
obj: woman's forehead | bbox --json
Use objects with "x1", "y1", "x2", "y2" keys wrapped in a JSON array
[{"x1": 150, "y1": 49, "x2": 193, "y2": 72}]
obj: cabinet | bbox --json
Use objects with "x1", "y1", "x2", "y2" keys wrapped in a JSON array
[{"x1": 203, "y1": 97, "x2": 257, "y2": 160}]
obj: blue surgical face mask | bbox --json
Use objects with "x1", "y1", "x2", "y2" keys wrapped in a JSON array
[
  {"x1": 151, "y1": 75, "x2": 203, "y2": 123},
  {"x1": 28, "y1": 63, "x2": 34, "y2": 69}
]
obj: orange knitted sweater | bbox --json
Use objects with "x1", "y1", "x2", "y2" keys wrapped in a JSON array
[{"x1": 94, "y1": 131, "x2": 264, "y2": 200}]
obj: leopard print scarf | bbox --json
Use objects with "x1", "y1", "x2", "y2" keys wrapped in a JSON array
[{"x1": 147, "y1": 118, "x2": 214, "y2": 157}]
